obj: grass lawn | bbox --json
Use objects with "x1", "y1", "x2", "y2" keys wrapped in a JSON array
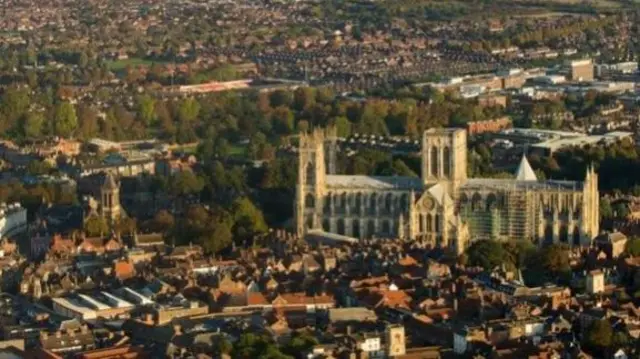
[
  {"x1": 106, "y1": 58, "x2": 158, "y2": 71},
  {"x1": 228, "y1": 144, "x2": 247, "y2": 157}
]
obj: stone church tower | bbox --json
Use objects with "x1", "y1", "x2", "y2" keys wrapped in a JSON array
[
  {"x1": 421, "y1": 128, "x2": 467, "y2": 196},
  {"x1": 295, "y1": 128, "x2": 336, "y2": 237},
  {"x1": 100, "y1": 172, "x2": 121, "y2": 222}
]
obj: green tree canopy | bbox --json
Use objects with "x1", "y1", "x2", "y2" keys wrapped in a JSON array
[
  {"x1": 584, "y1": 319, "x2": 613, "y2": 353},
  {"x1": 53, "y1": 101, "x2": 78, "y2": 137},
  {"x1": 177, "y1": 97, "x2": 201, "y2": 123},
  {"x1": 466, "y1": 240, "x2": 509, "y2": 270},
  {"x1": 625, "y1": 238, "x2": 640, "y2": 256},
  {"x1": 527, "y1": 243, "x2": 571, "y2": 276},
  {"x1": 168, "y1": 171, "x2": 205, "y2": 197},
  {"x1": 84, "y1": 216, "x2": 109, "y2": 237},
  {"x1": 282, "y1": 332, "x2": 318, "y2": 359},
  {"x1": 23, "y1": 112, "x2": 45, "y2": 138},
  {"x1": 231, "y1": 197, "x2": 268, "y2": 241},
  {"x1": 136, "y1": 94, "x2": 157, "y2": 125},
  {"x1": 232, "y1": 333, "x2": 292, "y2": 359},
  {"x1": 150, "y1": 209, "x2": 175, "y2": 235}
]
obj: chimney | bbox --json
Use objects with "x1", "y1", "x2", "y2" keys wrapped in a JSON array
[
  {"x1": 453, "y1": 298, "x2": 459, "y2": 312},
  {"x1": 347, "y1": 325, "x2": 353, "y2": 336}
]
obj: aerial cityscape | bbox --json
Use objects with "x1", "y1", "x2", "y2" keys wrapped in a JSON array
[{"x1": 0, "y1": 0, "x2": 640, "y2": 358}]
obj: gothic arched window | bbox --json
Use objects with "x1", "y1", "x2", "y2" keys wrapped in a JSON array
[
  {"x1": 352, "y1": 220, "x2": 360, "y2": 238},
  {"x1": 471, "y1": 193, "x2": 482, "y2": 211},
  {"x1": 367, "y1": 220, "x2": 376, "y2": 238},
  {"x1": 322, "y1": 219, "x2": 330, "y2": 231},
  {"x1": 573, "y1": 226, "x2": 581, "y2": 246},
  {"x1": 430, "y1": 146, "x2": 439, "y2": 176},
  {"x1": 443, "y1": 147, "x2": 451, "y2": 178},
  {"x1": 385, "y1": 194, "x2": 393, "y2": 213},
  {"x1": 337, "y1": 219, "x2": 345, "y2": 235},
  {"x1": 559, "y1": 224, "x2": 569, "y2": 243},
  {"x1": 306, "y1": 164, "x2": 314, "y2": 184},
  {"x1": 544, "y1": 224, "x2": 553, "y2": 244},
  {"x1": 382, "y1": 220, "x2": 391, "y2": 234},
  {"x1": 370, "y1": 195, "x2": 377, "y2": 214},
  {"x1": 305, "y1": 193, "x2": 315, "y2": 208},
  {"x1": 486, "y1": 193, "x2": 497, "y2": 211}
]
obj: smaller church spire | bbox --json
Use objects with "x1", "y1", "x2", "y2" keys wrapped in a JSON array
[{"x1": 515, "y1": 154, "x2": 537, "y2": 181}]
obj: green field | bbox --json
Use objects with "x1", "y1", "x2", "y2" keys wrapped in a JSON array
[
  {"x1": 106, "y1": 58, "x2": 157, "y2": 71},
  {"x1": 228, "y1": 144, "x2": 247, "y2": 157}
]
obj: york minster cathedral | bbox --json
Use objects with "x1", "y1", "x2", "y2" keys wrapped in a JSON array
[{"x1": 295, "y1": 127, "x2": 600, "y2": 253}]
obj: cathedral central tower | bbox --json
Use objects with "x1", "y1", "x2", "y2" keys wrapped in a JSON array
[{"x1": 421, "y1": 128, "x2": 467, "y2": 195}]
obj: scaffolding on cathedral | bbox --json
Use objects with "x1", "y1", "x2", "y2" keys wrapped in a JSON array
[{"x1": 460, "y1": 187, "x2": 534, "y2": 242}]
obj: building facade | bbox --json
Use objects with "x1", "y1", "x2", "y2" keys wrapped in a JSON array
[
  {"x1": 569, "y1": 59, "x2": 594, "y2": 82},
  {"x1": 295, "y1": 128, "x2": 599, "y2": 253}
]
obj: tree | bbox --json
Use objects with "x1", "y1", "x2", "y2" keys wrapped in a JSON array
[
  {"x1": 211, "y1": 336, "x2": 232, "y2": 357},
  {"x1": 179, "y1": 205, "x2": 214, "y2": 247},
  {"x1": 232, "y1": 333, "x2": 292, "y2": 359},
  {"x1": 293, "y1": 87, "x2": 316, "y2": 111},
  {"x1": 613, "y1": 202, "x2": 630, "y2": 218},
  {"x1": 466, "y1": 240, "x2": 509, "y2": 270},
  {"x1": 269, "y1": 90, "x2": 293, "y2": 108},
  {"x1": 177, "y1": 97, "x2": 200, "y2": 123},
  {"x1": 168, "y1": 171, "x2": 204, "y2": 197},
  {"x1": 282, "y1": 332, "x2": 318, "y2": 358},
  {"x1": 585, "y1": 319, "x2": 612, "y2": 352},
  {"x1": 504, "y1": 240, "x2": 536, "y2": 268},
  {"x1": 214, "y1": 137, "x2": 231, "y2": 157},
  {"x1": 209, "y1": 64, "x2": 238, "y2": 81},
  {"x1": 115, "y1": 217, "x2": 137, "y2": 235},
  {"x1": 23, "y1": 112, "x2": 45, "y2": 138},
  {"x1": 248, "y1": 132, "x2": 268, "y2": 160},
  {"x1": 536, "y1": 244, "x2": 571, "y2": 274},
  {"x1": 611, "y1": 331, "x2": 630, "y2": 350},
  {"x1": 77, "y1": 104, "x2": 99, "y2": 139},
  {"x1": 53, "y1": 102, "x2": 78, "y2": 137},
  {"x1": 625, "y1": 238, "x2": 640, "y2": 256},
  {"x1": 600, "y1": 198, "x2": 613, "y2": 218},
  {"x1": 202, "y1": 218, "x2": 233, "y2": 253},
  {"x1": 84, "y1": 216, "x2": 109, "y2": 237},
  {"x1": 231, "y1": 197, "x2": 268, "y2": 241},
  {"x1": 332, "y1": 116, "x2": 351, "y2": 137},
  {"x1": 136, "y1": 94, "x2": 157, "y2": 125},
  {"x1": 271, "y1": 106, "x2": 294, "y2": 134},
  {"x1": 150, "y1": 209, "x2": 175, "y2": 234},
  {"x1": 78, "y1": 52, "x2": 89, "y2": 68}
]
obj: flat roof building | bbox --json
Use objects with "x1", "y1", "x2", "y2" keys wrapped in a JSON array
[
  {"x1": 568, "y1": 59, "x2": 594, "y2": 82},
  {"x1": 51, "y1": 293, "x2": 134, "y2": 320}
]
